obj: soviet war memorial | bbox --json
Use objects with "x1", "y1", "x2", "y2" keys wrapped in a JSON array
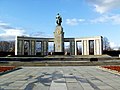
[
  {"x1": 15, "y1": 13, "x2": 102, "y2": 56},
  {"x1": 1, "y1": 1, "x2": 120, "y2": 90}
]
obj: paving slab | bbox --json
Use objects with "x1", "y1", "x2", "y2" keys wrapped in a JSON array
[
  {"x1": 66, "y1": 82, "x2": 83, "y2": 90},
  {"x1": 65, "y1": 75, "x2": 78, "y2": 83},
  {"x1": 50, "y1": 80, "x2": 67, "y2": 90}
]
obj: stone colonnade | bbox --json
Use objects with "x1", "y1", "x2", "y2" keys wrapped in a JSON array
[
  {"x1": 15, "y1": 39, "x2": 36, "y2": 55},
  {"x1": 74, "y1": 36, "x2": 102, "y2": 55},
  {"x1": 15, "y1": 36, "x2": 102, "y2": 55},
  {"x1": 15, "y1": 37, "x2": 51, "y2": 55}
]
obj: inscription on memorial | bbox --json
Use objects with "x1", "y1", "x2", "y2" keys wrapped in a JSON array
[{"x1": 54, "y1": 25, "x2": 64, "y2": 52}]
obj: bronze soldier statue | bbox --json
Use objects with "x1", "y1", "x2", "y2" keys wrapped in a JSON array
[{"x1": 56, "y1": 13, "x2": 62, "y2": 26}]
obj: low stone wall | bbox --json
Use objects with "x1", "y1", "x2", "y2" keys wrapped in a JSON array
[{"x1": 0, "y1": 56, "x2": 120, "y2": 66}]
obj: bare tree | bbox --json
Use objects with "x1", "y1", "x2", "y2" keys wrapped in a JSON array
[
  {"x1": 0, "y1": 41, "x2": 9, "y2": 52},
  {"x1": 103, "y1": 37, "x2": 111, "y2": 51},
  {"x1": 9, "y1": 41, "x2": 15, "y2": 52},
  {"x1": 0, "y1": 41, "x2": 15, "y2": 52}
]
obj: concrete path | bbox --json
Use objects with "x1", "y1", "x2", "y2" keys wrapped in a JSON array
[{"x1": 0, "y1": 66, "x2": 120, "y2": 90}]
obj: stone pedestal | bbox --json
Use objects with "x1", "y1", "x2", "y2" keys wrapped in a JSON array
[{"x1": 54, "y1": 25, "x2": 64, "y2": 52}]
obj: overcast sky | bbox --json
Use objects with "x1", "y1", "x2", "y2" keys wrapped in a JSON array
[{"x1": 0, "y1": 0, "x2": 120, "y2": 49}]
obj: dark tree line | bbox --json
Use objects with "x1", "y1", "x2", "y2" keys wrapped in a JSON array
[{"x1": 0, "y1": 41, "x2": 15, "y2": 52}]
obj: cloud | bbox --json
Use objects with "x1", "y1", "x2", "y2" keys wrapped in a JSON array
[
  {"x1": 0, "y1": 29, "x2": 29, "y2": 41},
  {"x1": 0, "y1": 21, "x2": 29, "y2": 41},
  {"x1": 90, "y1": 14, "x2": 120, "y2": 24},
  {"x1": 0, "y1": 22, "x2": 14, "y2": 29},
  {"x1": 86, "y1": 0, "x2": 120, "y2": 14},
  {"x1": 0, "y1": 21, "x2": 52, "y2": 41},
  {"x1": 65, "y1": 15, "x2": 120, "y2": 25},
  {"x1": 0, "y1": 22, "x2": 9, "y2": 26},
  {"x1": 110, "y1": 41, "x2": 120, "y2": 50},
  {"x1": 66, "y1": 18, "x2": 85, "y2": 26},
  {"x1": 110, "y1": 14, "x2": 120, "y2": 24},
  {"x1": 31, "y1": 31, "x2": 52, "y2": 38},
  {"x1": 90, "y1": 15, "x2": 109, "y2": 23}
]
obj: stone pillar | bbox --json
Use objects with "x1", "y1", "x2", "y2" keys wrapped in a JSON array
[
  {"x1": 83, "y1": 40, "x2": 86, "y2": 55},
  {"x1": 82, "y1": 40, "x2": 89, "y2": 55},
  {"x1": 94, "y1": 39, "x2": 97, "y2": 55},
  {"x1": 99, "y1": 38, "x2": 103, "y2": 55},
  {"x1": 94, "y1": 39, "x2": 102, "y2": 55},
  {"x1": 75, "y1": 40, "x2": 77, "y2": 55},
  {"x1": 28, "y1": 40, "x2": 31, "y2": 55},
  {"x1": 27, "y1": 41, "x2": 29, "y2": 55},
  {"x1": 70, "y1": 41, "x2": 75, "y2": 55},
  {"x1": 16, "y1": 40, "x2": 24, "y2": 55},
  {"x1": 54, "y1": 25, "x2": 64, "y2": 52},
  {"x1": 17, "y1": 40, "x2": 21, "y2": 55},
  {"x1": 87, "y1": 40, "x2": 89, "y2": 55},
  {"x1": 34, "y1": 40, "x2": 36, "y2": 55},
  {"x1": 82, "y1": 40, "x2": 84, "y2": 55},
  {"x1": 43, "y1": 41, "x2": 48, "y2": 55},
  {"x1": 41, "y1": 41, "x2": 44, "y2": 55},
  {"x1": 31, "y1": 40, "x2": 36, "y2": 55},
  {"x1": 19, "y1": 40, "x2": 22, "y2": 55},
  {"x1": 41, "y1": 41, "x2": 48, "y2": 55},
  {"x1": 15, "y1": 36, "x2": 18, "y2": 55},
  {"x1": 21, "y1": 40, "x2": 24, "y2": 55}
]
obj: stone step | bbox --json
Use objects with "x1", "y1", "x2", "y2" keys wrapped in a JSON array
[{"x1": 1, "y1": 60, "x2": 120, "y2": 66}]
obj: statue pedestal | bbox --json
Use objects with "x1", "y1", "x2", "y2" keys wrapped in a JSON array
[{"x1": 54, "y1": 25, "x2": 64, "y2": 53}]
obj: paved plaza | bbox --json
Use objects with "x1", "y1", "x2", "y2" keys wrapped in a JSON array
[{"x1": 0, "y1": 66, "x2": 120, "y2": 90}]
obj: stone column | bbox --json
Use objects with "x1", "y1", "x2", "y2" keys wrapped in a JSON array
[
  {"x1": 27, "y1": 41, "x2": 29, "y2": 55},
  {"x1": 82, "y1": 40, "x2": 86, "y2": 55},
  {"x1": 28, "y1": 40, "x2": 31, "y2": 55},
  {"x1": 82, "y1": 40, "x2": 89, "y2": 55},
  {"x1": 87, "y1": 40, "x2": 89, "y2": 55},
  {"x1": 41, "y1": 41, "x2": 48, "y2": 55},
  {"x1": 41, "y1": 41, "x2": 44, "y2": 55},
  {"x1": 21, "y1": 40, "x2": 24, "y2": 55},
  {"x1": 94, "y1": 39, "x2": 102, "y2": 55},
  {"x1": 16, "y1": 40, "x2": 24, "y2": 55},
  {"x1": 18, "y1": 40, "x2": 22, "y2": 55},
  {"x1": 94, "y1": 40, "x2": 97, "y2": 55},
  {"x1": 15, "y1": 36, "x2": 18, "y2": 55},
  {"x1": 82, "y1": 40, "x2": 84, "y2": 55},
  {"x1": 43, "y1": 41, "x2": 48, "y2": 55},
  {"x1": 99, "y1": 38, "x2": 102, "y2": 55},
  {"x1": 31, "y1": 40, "x2": 36, "y2": 55},
  {"x1": 17, "y1": 40, "x2": 21, "y2": 55},
  {"x1": 75, "y1": 40, "x2": 77, "y2": 55},
  {"x1": 34, "y1": 40, "x2": 36, "y2": 55},
  {"x1": 70, "y1": 41, "x2": 75, "y2": 55}
]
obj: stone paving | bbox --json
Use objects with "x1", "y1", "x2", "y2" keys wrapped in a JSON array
[{"x1": 0, "y1": 66, "x2": 120, "y2": 90}]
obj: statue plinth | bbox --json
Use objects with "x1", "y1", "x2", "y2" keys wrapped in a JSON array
[{"x1": 54, "y1": 25, "x2": 64, "y2": 53}]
